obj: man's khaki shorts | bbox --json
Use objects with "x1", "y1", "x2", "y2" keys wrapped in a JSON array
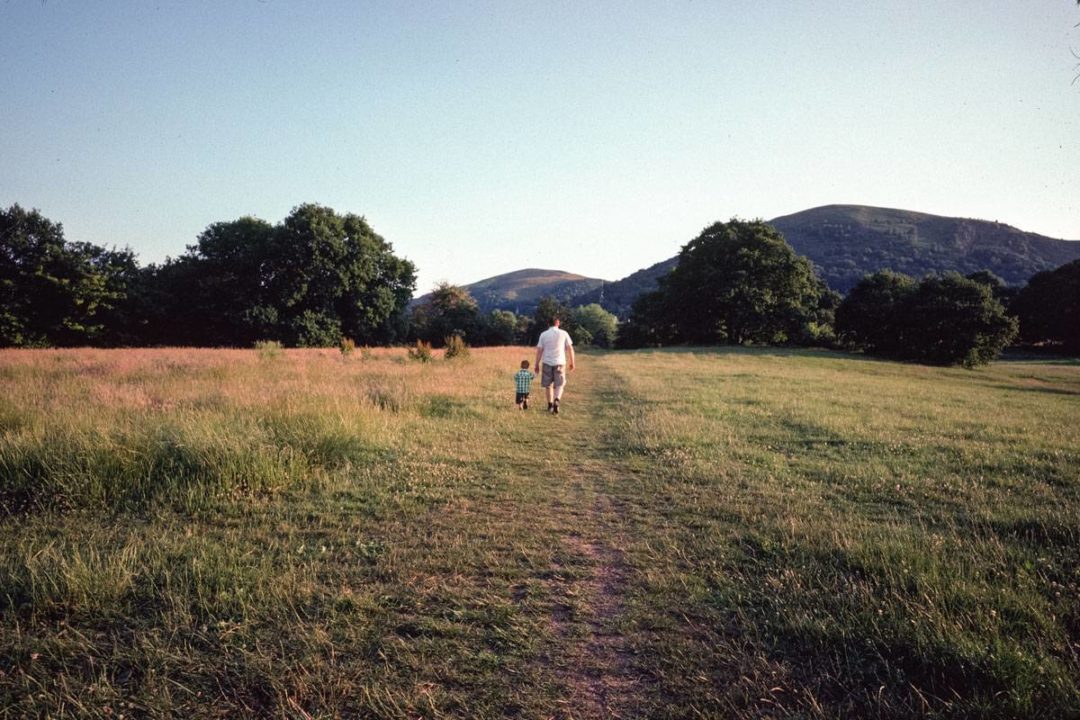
[{"x1": 540, "y1": 363, "x2": 566, "y2": 389}]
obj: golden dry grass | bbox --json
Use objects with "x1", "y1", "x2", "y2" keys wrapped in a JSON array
[{"x1": 0, "y1": 346, "x2": 1077, "y2": 718}]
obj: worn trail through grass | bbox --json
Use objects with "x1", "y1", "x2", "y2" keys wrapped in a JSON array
[
  {"x1": 1, "y1": 346, "x2": 1077, "y2": 719},
  {"x1": 487, "y1": 357, "x2": 649, "y2": 718}
]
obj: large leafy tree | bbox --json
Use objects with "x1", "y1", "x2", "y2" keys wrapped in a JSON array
[
  {"x1": 409, "y1": 282, "x2": 480, "y2": 346},
  {"x1": 628, "y1": 219, "x2": 829, "y2": 346},
  {"x1": 1011, "y1": 259, "x2": 1080, "y2": 352},
  {"x1": 159, "y1": 204, "x2": 415, "y2": 347},
  {"x1": 901, "y1": 274, "x2": 1017, "y2": 367},
  {"x1": 480, "y1": 309, "x2": 521, "y2": 346},
  {"x1": 572, "y1": 303, "x2": 618, "y2": 348},
  {"x1": 837, "y1": 271, "x2": 1017, "y2": 367},
  {"x1": 834, "y1": 271, "x2": 918, "y2": 356},
  {"x1": 0, "y1": 204, "x2": 137, "y2": 347},
  {"x1": 267, "y1": 205, "x2": 415, "y2": 346},
  {"x1": 156, "y1": 216, "x2": 276, "y2": 346},
  {"x1": 616, "y1": 290, "x2": 676, "y2": 348}
]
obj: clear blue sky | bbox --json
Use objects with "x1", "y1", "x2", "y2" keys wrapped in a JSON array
[{"x1": 2, "y1": 1, "x2": 1078, "y2": 295}]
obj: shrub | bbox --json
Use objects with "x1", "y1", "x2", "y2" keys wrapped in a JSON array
[
  {"x1": 837, "y1": 272, "x2": 1017, "y2": 367},
  {"x1": 407, "y1": 340, "x2": 433, "y2": 363},
  {"x1": 443, "y1": 334, "x2": 470, "y2": 360},
  {"x1": 339, "y1": 337, "x2": 356, "y2": 357},
  {"x1": 254, "y1": 339, "x2": 283, "y2": 359},
  {"x1": 901, "y1": 274, "x2": 1017, "y2": 367}
]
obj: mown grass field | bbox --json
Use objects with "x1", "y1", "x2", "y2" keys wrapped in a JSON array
[{"x1": 1, "y1": 346, "x2": 1077, "y2": 719}]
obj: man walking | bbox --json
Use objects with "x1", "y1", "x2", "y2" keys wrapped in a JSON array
[{"x1": 534, "y1": 315, "x2": 575, "y2": 414}]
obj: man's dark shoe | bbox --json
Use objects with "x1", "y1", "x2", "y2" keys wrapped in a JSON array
[
  {"x1": 548, "y1": 402, "x2": 553, "y2": 412},
  {"x1": 552, "y1": 399, "x2": 560, "y2": 415}
]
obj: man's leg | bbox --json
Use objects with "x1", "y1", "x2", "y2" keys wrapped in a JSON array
[
  {"x1": 552, "y1": 366, "x2": 566, "y2": 413},
  {"x1": 542, "y1": 363, "x2": 556, "y2": 410}
]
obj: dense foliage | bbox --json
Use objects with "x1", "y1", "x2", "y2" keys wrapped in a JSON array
[
  {"x1": 618, "y1": 219, "x2": 834, "y2": 348},
  {"x1": 409, "y1": 282, "x2": 481, "y2": 347},
  {"x1": 833, "y1": 271, "x2": 918, "y2": 357},
  {"x1": 837, "y1": 271, "x2": 1018, "y2": 367},
  {"x1": 408, "y1": 287, "x2": 614, "y2": 349},
  {"x1": 2, "y1": 203, "x2": 1074, "y2": 360},
  {"x1": 1010, "y1": 259, "x2": 1080, "y2": 352},
  {"x1": 1, "y1": 204, "x2": 415, "y2": 348},
  {"x1": 525, "y1": 296, "x2": 590, "y2": 346},
  {"x1": 581, "y1": 205, "x2": 1080, "y2": 316},
  {"x1": 571, "y1": 304, "x2": 618, "y2": 348},
  {"x1": 0, "y1": 205, "x2": 142, "y2": 347}
]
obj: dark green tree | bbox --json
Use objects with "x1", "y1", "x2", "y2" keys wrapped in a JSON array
[
  {"x1": 160, "y1": 216, "x2": 275, "y2": 346},
  {"x1": 644, "y1": 219, "x2": 828, "y2": 345},
  {"x1": 838, "y1": 271, "x2": 1017, "y2": 367},
  {"x1": 900, "y1": 274, "x2": 1017, "y2": 367},
  {"x1": 84, "y1": 244, "x2": 146, "y2": 346},
  {"x1": 616, "y1": 290, "x2": 677, "y2": 348},
  {"x1": 965, "y1": 270, "x2": 1017, "y2": 307},
  {"x1": 156, "y1": 204, "x2": 415, "y2": 347},
  {"x1": 480, "y1": 309, "x2": 521, "y2": 346},
  {"x1": 526, "y1": 296, "x2": 584, "y2": 344},
  {"x1": 410, "y1": 282, "x2": 480, "y2": 346},
  {"x1": 1011, "y1": 259, "x2": 1080, "y2": 352},
  {"x1": 267, "y1": 205, "x2": 415, "y2": 346},
  {"x1": 835, "y1": 271, "x2": 918, "y2": 355},
  {"x1": 0, "y1": 204, "x2": 137, "y2": 347}
]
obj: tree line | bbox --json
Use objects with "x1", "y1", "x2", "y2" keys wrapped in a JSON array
[
  {"x1": 616, "y1": 219, "x2": 1078, "y2": 367},
  {"x1": 0, "y1": 203, "x2": 619, "y2": 352},
  {"x1": 2, "y1": 204, "x2": 1076, "y2": 365},
  {"x1": 408, "y1": 284, "x2": 617, "y2": 349},
  {"x1": 1, "y1": 203, "x2": 415, "y2": 348}
]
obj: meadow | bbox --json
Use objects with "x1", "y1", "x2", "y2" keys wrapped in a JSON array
[{"x1": 0, "y1": 346, "x2": 1077, "y2": 719}]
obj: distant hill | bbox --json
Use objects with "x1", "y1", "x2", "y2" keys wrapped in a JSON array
[
  {"x1": 571, "y1": 256, "x2": 677, "y2": 317},
  {"x1": 414, "y1": 268, "x2": 607, "y2": 314},
  {"x1": 572, "y1": 205, "x2": 1080, "y2": 317},
  {"x1": 771, "y1": 205, "x2": 1080, "y2": 292}
]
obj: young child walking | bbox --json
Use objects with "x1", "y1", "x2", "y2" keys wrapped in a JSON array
[{"x1": 514, "y1": 360, "x2": 535, "y2": 410}]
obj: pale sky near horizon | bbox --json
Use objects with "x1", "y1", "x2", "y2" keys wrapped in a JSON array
[{"x1": 2, "y1": 1, "x2": 1078, "y2": 295}]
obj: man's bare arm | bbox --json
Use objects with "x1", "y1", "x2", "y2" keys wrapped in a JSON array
[
  {"x1": 534, "y1": 345, "x2": 543, "y2": 373},
  {"x1": 567, "y1": 344, "x2": 575, "y2": 371}
]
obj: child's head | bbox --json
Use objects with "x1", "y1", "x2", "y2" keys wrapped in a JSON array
[{"x1": 520, "y1": 360, "x2": 530, "y2": 369}]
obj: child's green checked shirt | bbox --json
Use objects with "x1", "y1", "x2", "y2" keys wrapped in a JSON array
[{"x1": 514, "y1": 369, "x2": 534, "y2": 394}]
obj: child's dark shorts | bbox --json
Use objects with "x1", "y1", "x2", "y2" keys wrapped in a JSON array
[{"x1": 515, "y1": 392, "x2": 529, "y2": 404}]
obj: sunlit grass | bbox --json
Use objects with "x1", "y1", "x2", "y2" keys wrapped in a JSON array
[
  {"x1": 0, "y1": 346, "x2": 1076, "y2": 718},
  {"x1": 598, "y1": 348, "x2": 1079, "y2": 717}
]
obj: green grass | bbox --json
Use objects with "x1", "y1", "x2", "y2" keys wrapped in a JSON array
[{"x1": 0, "y1": 346, "x2": 1077, "y2": 718}]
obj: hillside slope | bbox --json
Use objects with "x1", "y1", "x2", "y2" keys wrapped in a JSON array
[
  {"x1": 575, "y1": 205, "x2": 1080, "y2": 316},
  {"x1": 571, "y1": 257, "x2": 677, "y2": 316},
  {"x1": 414, "y1": 268, "x2": 607, "y2": 314},
  {"x1": 772, "y1": 205, "x2": 1080, "y2": 292}
]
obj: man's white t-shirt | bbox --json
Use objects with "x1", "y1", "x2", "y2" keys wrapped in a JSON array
[{"x1": 537, "y1": 326, "x2": 573, "y2": 366}]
